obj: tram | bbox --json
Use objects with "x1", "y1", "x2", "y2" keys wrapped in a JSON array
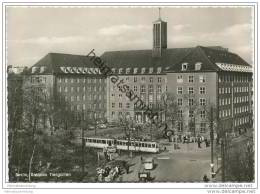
[{"x1": 85, "y1": 137, "x2": 159, "y2": 153}]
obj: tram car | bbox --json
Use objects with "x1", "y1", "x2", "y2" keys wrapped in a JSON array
[{"x1": 85, "y1": 137, "x2": 159, "y2": 153}]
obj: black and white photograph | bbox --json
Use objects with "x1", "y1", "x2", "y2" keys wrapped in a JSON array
[{"x1": 1, "y1": 1, "x2": 259, "y2": 193}]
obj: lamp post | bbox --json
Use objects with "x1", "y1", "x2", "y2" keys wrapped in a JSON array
[{"x1": 210, "y1": 106, "x2": 215, "y2": 178}]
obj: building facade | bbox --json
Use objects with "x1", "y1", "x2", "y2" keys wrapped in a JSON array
[{"x1": 24, "y1": 14, "x2": 253, "y2": 137}]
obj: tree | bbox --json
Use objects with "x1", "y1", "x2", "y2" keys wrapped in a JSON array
[{"x1": 225, "y1": 138, "x2": 254, "y2": 182}]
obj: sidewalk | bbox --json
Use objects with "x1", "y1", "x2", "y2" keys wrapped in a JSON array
[{"x1": 160, "y1": 140, "x2": 211, "y2": 153}]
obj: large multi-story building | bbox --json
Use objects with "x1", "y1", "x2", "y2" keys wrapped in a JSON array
[
  {"x1": 25, "y1": 13, "x2": 253, "y2": 137},
  {"x1": 23, "y1": 53, "x2": 107, "y2": 123}
]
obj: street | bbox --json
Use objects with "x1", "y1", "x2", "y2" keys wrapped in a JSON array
[{"x1": 121, "y1": 141, "x2": 212, "y2": 182}]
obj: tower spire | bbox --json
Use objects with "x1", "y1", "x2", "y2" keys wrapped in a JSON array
[{"x1": 159, "y1": 7, "x2": 161, "y2": 20}]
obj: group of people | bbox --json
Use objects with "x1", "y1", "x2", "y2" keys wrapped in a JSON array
[
  {"x1": 197, "y1": 137, "x2": 210, "y2": 148},
  {"x1": 96, "y1": 165, "x2": 121, "y2": 182}
]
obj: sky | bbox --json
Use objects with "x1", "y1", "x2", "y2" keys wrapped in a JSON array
[{"x1": 6, "y1": 7, "x2": 253, "y2": 67}]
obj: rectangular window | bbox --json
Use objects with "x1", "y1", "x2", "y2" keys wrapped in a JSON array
[
  {"x1": 182, "y1": 63, "x2": 188, "y2": 71},
  {"x1": 126, "y1": 103, "x2": 130, "y2": 108},
  {"x1": 71, "y1": 96, "x2": 74, "y2": 102},
  {"x1": 134, "y1": 77, "x2": 137, "y2": 82},
  {"x1": 71, "y1": 87, "x2": 74, "y2": 92},
  {"x1": 200, "y1": 110, "x2": 206, "y2": 118},
  {"x1": 200, "y1": 123, "x2": 206, "y2": 133},
  {"x1": 157, "y1": 85, "x2": 162, "y2": 93},
  {"x1": 177, "y1": 110, "x2": 183, "y2": 118},
  {"x1": 149, "y1": 77, "x2": 153, "y2": 83},
  {"x1": 158, "y1": 77, "x2": 162, "y2": 83},
  {"x1": 140, "y1": 85, "x2": 146, "y2": 93},
  {"x1": 199, "y1": 75, "x2": 206, "y2": 83},
  {"x1": 119, "y1": 103, "x2": 122, "y2": 108},
  {"x1": 200, "y1": 98, "x2": 206, "y2": 106},
  {"x1": 177, "y1": 98, "x2": 183, "y2": 106},
  {"x1": 177, "y1": 75, "x2": 183, "y2": 83},
  {"x1": 200, "y1": 87, "x2": 206, "y2": 94},
  {"x1": 177, "y1": 122, "x2": 183, "y2": 132},
  {"x1": 148, "y1": 85, "x2": 153, "y2": 93},
  {"x1": 188, "y1": 87, "x2": 194, "y2": 94},
  {"x1": 189, "y1": 110, "x2": 194, "y2": 118},
  {"x1": 134, "y1": 86, "x2": 138, "y2": 92},
  {"x1": 188, "y1": 98, "x2": 194, "y2": 106},
  {"x1": 188, "y1": 76, "x2": 194, "y2": 83},
  {"x1": 177, "y1": 87, "x2": 183, "y2": 94},
  {"x1": 141, "y1": 77, "x2": 145, "y2": 81},
  {"x1": 112, "y1": 103, "x2": 115, "y2": 108}
]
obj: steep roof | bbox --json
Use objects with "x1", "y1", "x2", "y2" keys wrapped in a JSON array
[
  {"x1": 29, "y1": 53, "x2": 98, "y2": 74},
  {"x1": 167, "y1": 46, "x2": 252, "y2": 73},
  {"x1": 29, "y1": 46, "x2": 252, "y2": 75},
  {"x1": 100, "y1": 48, "x2": 193, "y2": 69}
]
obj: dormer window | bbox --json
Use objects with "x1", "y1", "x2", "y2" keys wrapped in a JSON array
[
  {"x1": 119, "y1": 68, "x2": 123, "y2": 74},
  {"x1": 126, "y1": 68, "x2": 131, "y2": 74},
  {"x1": 157, "y1": 67, "x2": 162, "y2": 74},
  {"x1": 32, "y1": 67, "x2": 38, "y2": 73},
  {"x1": 149, "y1": 67, "x2": 153, "y2": 74},
  {"x1": 39, "y1": 66, "x2": 46, "y2": 73},
  {"x1": 182, "y1": 63, "x2": 188, "y2": 71},
  {"x1": 195, "y1": 62, "x2": 202, "y2": 71},
  {"x1": 141, "y1": 68, "x2": 146, "y2": 74},
  {"x1": 134, "y1": 68, "x2": 138, "y2": 74}
]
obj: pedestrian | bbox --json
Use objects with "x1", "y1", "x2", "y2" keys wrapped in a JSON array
[
  {"x1": 126, "y1": 165, "x2": 129, "y2": 174},
  {"x1": 204, "y1": 138, "x2": 208, "y2": 147},
  {"x1": 203, "y1": 174, "x2": 209, "y2": 182},
  {"x1": 198, "y1": 138, "x2": 201, "y2": 148}
]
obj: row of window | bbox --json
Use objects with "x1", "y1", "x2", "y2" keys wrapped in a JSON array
[
  {"x1": 218, "y1": 74, "x2": 251, "y2": 83},
  {"x1": 176, "y1": 109, "x2": 207, "y2": 119},
  {"x1": 219, "y1": 109, "x2": 232, "y2": 118},
  {"x1": 65, "y1": 94, "x2": 105, "y2": 102},
  {"x1": 234, "y1": 106, "x2": 249, "y2": 115},
  {"x1": 181, "y1": 62, "x2": 202, "y2": 71},
  {"x1": 177, "y1": 98, "x2": 206, "y2": 106},
  {"x1": 177, "y1": 75, "x2": 206, "y2": 83},
  {"x1": 111, "y1": 101, "x2": 163, "y2": 109},
  {"x1": 176, "y1": 122, "x2": 207, "y2": 133},
  {"x1": 111, "y1": 67, "x2": 162, "y2": 74},
  {"x1": 59, "y1": 86, "x2": 106, "y2": 93},
  {"x1": 177, "y1": 86, "x2": 206, "y2": 95},
  {"x1": 234, "y1": 96, "x2": 249, "y2": 104},
  {"x1": 219, "y1": 86, "x2": 250, "y2": 94},
  {"x1": 68, "y1": 103, "x2": 106, "y2": 111},
  {"x1": 234, "y1": 116, "x2": 250, "y2": 127},
  {"x1": 132, "y1": 77, "x2": 162, "y2": 83},
  {"x1": 30, "y1": 76, "x2": 47, "y2": 84},
  {"x1": 219, "y1": 96, "x2": 250, "y2": 106},
  {"x1": 58, "y1": 77, "x2": 105, "y2": 84}
]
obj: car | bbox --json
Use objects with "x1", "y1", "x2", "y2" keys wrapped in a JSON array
[
  {"x1": 97, "y1": 124, "x2": 107, "y2": 129},
  {"x1": 107, "y1": 122, "x2": 118, "y2": 128},
  {"x1": 143, "y1": 157, "x2": 154, "y2": 170},
  {"x1": 87, "y1": 125, "x2": 95, "y2": 130}
]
